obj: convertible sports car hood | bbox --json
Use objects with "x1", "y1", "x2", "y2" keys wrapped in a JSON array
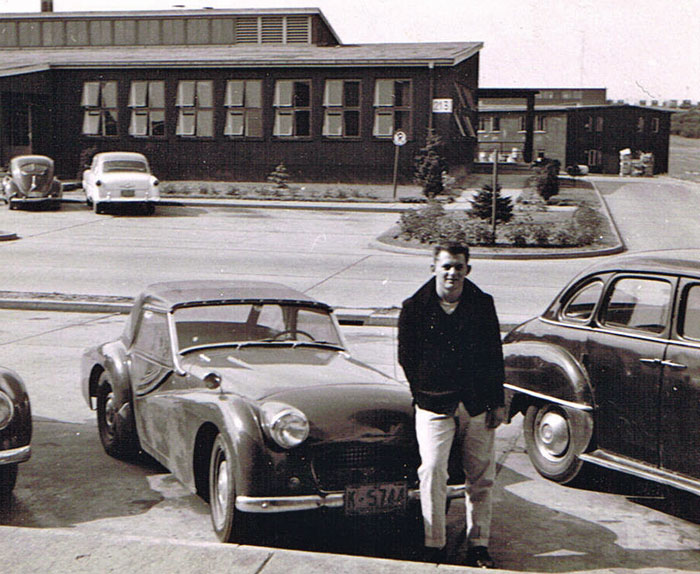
[{"x1": 181, "y1": 346, "x2": 401, "y2": 401}]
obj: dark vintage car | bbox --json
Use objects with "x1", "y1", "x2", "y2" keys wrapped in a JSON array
[
  {"x1": 503, "y1": 249, "x2": 700, "y2": 496},
  {"x1": 80, "y1": 280, "x2": 466, "y2": 542},
  {"x1": 2, "y1": 155, "x2": 62, "y2": 210},
  {"x1": 0, "y1": 366, "x2": 32, "y2": 499}
]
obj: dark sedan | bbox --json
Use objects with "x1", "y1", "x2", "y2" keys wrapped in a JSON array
[
  {"x1": 503, "y1": 249, "x2": 700, "y2": 496},
  {"x1": 0, "y1": 366, "x2": 32, "y2": 499},
  {"x1": 80, "y1": 280, "x2": 466, "y2": 542}
]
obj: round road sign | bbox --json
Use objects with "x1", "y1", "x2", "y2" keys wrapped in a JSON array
[{"x1": 393, "y1": 130, "x2": 407, "y2": 146}]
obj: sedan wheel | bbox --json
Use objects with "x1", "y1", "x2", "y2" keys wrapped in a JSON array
[
  {"x1": 209, "y1": 434, "x2": 256, "y2": 543},
  {"x1": 523, "y1": 404, "x2": 584, "y2": 484},
  {"x1": 96, "y1": 371, "x2": 137, "y2": 459},
  {"x1": 0, "y1": 464, "x2": 18, "y2": 499}
]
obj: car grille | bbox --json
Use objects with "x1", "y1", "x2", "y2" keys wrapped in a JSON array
[{"x1": 311, "y1": 442, "x2": 419, "y2": 492}]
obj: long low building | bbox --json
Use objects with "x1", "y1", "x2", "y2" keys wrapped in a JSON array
[{"x1": 0, "y1": 6, "x2": 482, "y2": 182}]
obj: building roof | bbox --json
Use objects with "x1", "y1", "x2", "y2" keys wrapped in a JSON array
[
  {"x1": 0, "y1": 41, "x2": 482, "y2": 77},
  {"x1": 479, "y1": 103, "x2": 675, "y2": 114}
]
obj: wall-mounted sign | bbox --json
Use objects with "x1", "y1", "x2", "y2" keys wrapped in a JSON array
[{"x1": 432, "y1": 98, "x2": 453, "y2": 113}]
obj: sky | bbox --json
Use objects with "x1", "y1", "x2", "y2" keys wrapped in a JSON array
[{"x1": 0, "y1": 0, "x2": 698, "y2": 103}]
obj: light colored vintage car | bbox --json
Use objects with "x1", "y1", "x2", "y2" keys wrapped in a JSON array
[
  {"x1": 82, "y1": 151, "x2": 160, "y2": 214},
  {"x1": 0, "y1": 365, "x2": 32, "y2": 499},
  {"x1": 2, "y1": 155, "x2": 62, "y2": 210},
  {"x1": 503, "y1": 249, "x2": 700, "y2": 497},
  {"x1": 80, "y1": 280, "x2": 467, "y2": 542}
]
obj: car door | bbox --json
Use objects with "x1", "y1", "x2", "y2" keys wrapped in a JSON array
[
  {"x1": 128, "y1": 307, "x2": 176, "y2": 462},
  {"x1": 659, "y1": 278, "x2": 700, "y2": 478},
  {"x1": 586, "y1": 274, "x2": 674, "y2": 465}
]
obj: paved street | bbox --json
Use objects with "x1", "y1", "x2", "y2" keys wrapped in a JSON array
[{"x1": 2, "y1": 177, "x2": 700, "y2": 572}]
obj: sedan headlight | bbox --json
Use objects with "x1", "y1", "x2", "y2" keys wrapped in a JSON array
[
  {"x1": 259, "y1": 402, "x2": 309, "y2": 449},
  {"x1": 0, "y1": 391, "x2": 14, "y2": 430}
]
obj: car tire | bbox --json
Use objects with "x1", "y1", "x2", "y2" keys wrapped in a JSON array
[
  {"x1": 96, "y1": 371, "x2": 138, "y2": 459},
  {"x1": 0, "y1": 463, "x2": 18, "y2": 499},
  {"x1": 209, "y1": 434, "x2": 257, "y2": 543},
  {"x1": 93, "y1": 201, "x2": 103, "y2": 214},
  {"x1": 144, "y1": 204, "x2": 155, "y2": 216},
  {"x1": 523, "y1": 403, "x2": 585, "y2": 484}
]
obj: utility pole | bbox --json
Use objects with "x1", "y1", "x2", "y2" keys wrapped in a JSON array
[{"x1": 491, "y1": 147, "x2": 498, "y2": 242}]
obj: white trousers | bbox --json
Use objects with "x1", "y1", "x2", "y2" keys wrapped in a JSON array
[{"x1": 415, "y1": 405, "x2": 496, "y2": 549}]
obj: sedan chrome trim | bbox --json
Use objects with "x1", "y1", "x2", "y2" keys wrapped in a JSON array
[
  {"x1": 580, "y1": 450, "x2": 700, "y2": 496},
  {"x1": 236, "y1": 484, "x2": 465, "y2": 513},
  {"x1": 504, "y1": 383, "x2": 593, "y2": 411},
  {"x1": 0, "y1": 445, "x2": 31, "y2": 465}
]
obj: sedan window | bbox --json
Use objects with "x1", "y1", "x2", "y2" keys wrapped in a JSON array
[
  {"x1": 561, "y1": 280, "x2": 603, "y2": 322},
  {"x1": 600, "y1": 277, "x2": 672, "y2": 334},
  {"x1": 680, "y1": 284, "x2": 700, "y2": 341},
  {"x1": 102, "y1": 160, "x2": 149, "y2": 173}
]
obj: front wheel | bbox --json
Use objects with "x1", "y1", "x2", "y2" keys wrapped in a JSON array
[
  {"x1": 0, "y1": 464, "x2": 18, "y2": 499},
  {"x1": 523, "y1": 404, "x2": 586, "y2": 484},
  {"x1": 96, "y1": 371, "x2": 138, "y2": 459},
  {"x1": 209, "y1": 434, "x2": 257, "y2": 543}
]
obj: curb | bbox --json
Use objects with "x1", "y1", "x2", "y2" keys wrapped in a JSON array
[
  {"x1": 0, "y1": 231, "x2": 18, "y2": 241},
  {"x1": 0, "y1": 294, "x2": 522, "y2": 333}
]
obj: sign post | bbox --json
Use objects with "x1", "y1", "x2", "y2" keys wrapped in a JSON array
[{"x1": 392, "y1": 130, "x2": 407, "y2": 200}]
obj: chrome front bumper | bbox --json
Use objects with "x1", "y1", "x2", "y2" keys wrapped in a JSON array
[
  {"x1": 236, "y1": 484, "x2": 465, "y2": 513},
  {"x1": 0, "y1": 445, "x2": 31, "y2": 465}
]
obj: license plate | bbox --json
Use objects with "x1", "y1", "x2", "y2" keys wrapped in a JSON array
[
  {"x1": 120, "y1": 189, "x2": 135, "y2": 197},
  {"x1": 345, "y1": 481, "x2": 407, "y2": 515}
]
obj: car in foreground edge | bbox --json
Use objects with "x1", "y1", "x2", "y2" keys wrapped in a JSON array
[
  {"x1": 0, "y1": 366, "x2": 32, "y2": 499},
  {"x1": 503, "y1": 249, "x2": 700, "y2": 496},
  {"x1": 80, "y1": 280, "x2": 466, "y2": 542}
]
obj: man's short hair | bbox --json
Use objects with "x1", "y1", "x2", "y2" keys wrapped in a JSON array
[{"x1": 433, "y1": 241, "x2": 470, "y2": 262}]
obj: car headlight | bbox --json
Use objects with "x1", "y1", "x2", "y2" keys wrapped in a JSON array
[
  {"x1": 0, "y1": 391, "x2": 14, "y2": 430},
  {"x1": 259, "y1": 402, "x2": 309, "y2": 449}
]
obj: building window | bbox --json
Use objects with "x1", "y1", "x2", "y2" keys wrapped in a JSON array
[
  {"x1": 128, "y1": 81, "x2": 165, "y2": 137},
  {"x1": 322, "y1": 80, "x2": 360, "y2": 138},
  {"x1": 81, "y1": 81, "x2": 118, "y2": 136},
  {"x1": 176, "y1": 80, "x2": 214, "y2": 137},
  {"x1": 273, "y1": 80, "x2": 311, "y2": 137},
  {"x1": 490, "y1": 116, "x2": 501, "y2": 132},
  {"x1": 478, "y1": 116, "x2": 488, "y2": 132},
  {"x1": 651, "y1": 117, "x2": 660, "y2": 133},
  {"x1": 587, "y1": 149, "x2": 602, "y2": 166},
  {"x1": 596, "y1": 116, "x2": 604, "y2": 132},
  {"x1": 637, "y1": 116, "x2": 645, "y2": 133},
  {"x1": 535, "y1": 115, "x2": 546, "y2": 131},
  {"x1": 373, "y1": 79, "x2": 411, "y2": 137},
  {"x1": 224, "y1": 80, "x2": 263, "y2": 137},
  {"x1": 584, "y1": 115, "x2": 593, "y2": 131}
]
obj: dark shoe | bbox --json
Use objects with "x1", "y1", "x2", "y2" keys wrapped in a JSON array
[
  {"x1": 466, "y1": 546, "x2": 495, "y2": 569},
  {"x1": 421, "y1": 545, "x2": 447, "y2": 563}
]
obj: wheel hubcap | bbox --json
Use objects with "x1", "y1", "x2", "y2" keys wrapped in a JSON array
[
  {"x1": 212, "y1": 452, "x2": 229, "y2": 530},
  {"x1": 104, "y1": 391, "x2": 116, "y2": 434},
  {"x1": 536, "y1": 410, "x2": 570, "y2": 459}
]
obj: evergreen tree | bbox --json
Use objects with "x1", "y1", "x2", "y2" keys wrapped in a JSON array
[
  {"x1": 469, "y1": 184, "x2": 513, "y2": 223},
  {"x1": 414, "y1": 129, "x2": 448, "y2": 198},
  {"x1": 267, "y1": 162, "x2": 290, "y2": 189}
]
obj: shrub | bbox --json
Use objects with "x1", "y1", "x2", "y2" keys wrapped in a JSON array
[
  {"x1": 504, "y1": 223, "x2": 530, "y2": 247},
  {"x1": 267, "y1": 162, "x2": 290, "y2": 189},
  {"x1": 414, "y1": 129, "x2": 448, "y2": 198},
  {"x1": 469, "y1": 184, "x2": 514, "y2": 223},
  {"x1": 532, "y1": 158, "x2": 561, "y2": 201}
]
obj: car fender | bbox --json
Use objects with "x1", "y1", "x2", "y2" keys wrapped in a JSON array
[
  {"x1": 84, "y1": 341, "x2": 131, "y2": 411},
  {"x1": 503, "y1": 340, "x2": 593, "y2": 419},
  {"x1": 0, "y1": 366, "x2": 32, "y2": 449}
]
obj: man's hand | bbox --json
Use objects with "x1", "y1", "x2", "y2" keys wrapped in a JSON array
[{"x1": 485, "y1": 406, "x2": 506, "y2": 429}]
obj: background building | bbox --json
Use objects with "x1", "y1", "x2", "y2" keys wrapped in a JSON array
[
  {"x1": 0, "y1": 6, "x2": 481, "y2": 182},
  {"x1": 478, "y1": 88, "x2": 673, "y2": 174}
]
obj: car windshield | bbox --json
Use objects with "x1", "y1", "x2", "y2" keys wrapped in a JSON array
[
  {"x1": 102, "y1": 160, "x2": 149, "y2": 173},
  {"x1": 173, "y1": 302, "x2": 343, "y2": 353}
]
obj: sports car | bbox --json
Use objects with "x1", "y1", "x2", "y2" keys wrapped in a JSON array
[{"x1": 80, "y1": 280, "x2": 466, "y2": 542}]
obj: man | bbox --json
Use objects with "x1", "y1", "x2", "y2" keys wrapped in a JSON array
[{"x1": 398, "y1": 242, "x2": 505, "y2": 568}]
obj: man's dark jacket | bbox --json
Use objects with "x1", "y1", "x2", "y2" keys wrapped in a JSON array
[{"x1": 398, "y1": 276, "x2": 505, "y2": 415}]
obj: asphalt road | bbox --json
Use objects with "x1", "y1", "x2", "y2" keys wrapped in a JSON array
[{"x1": 2, "y1": 176, "x2": 700, "y2": 572}]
